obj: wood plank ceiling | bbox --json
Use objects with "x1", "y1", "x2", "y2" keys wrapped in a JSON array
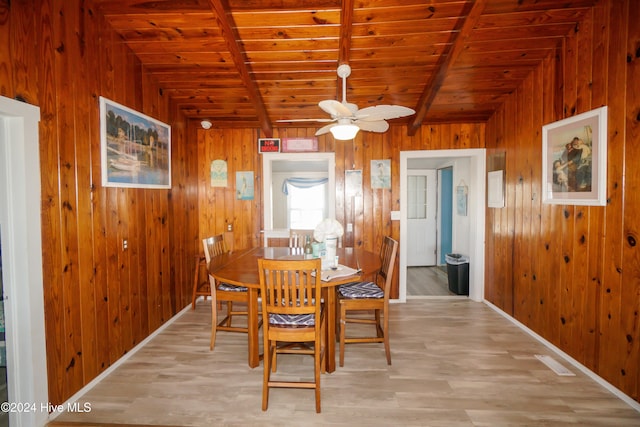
[{"x1": 93, "y1": 0, "x2": 598, "y2": 137}]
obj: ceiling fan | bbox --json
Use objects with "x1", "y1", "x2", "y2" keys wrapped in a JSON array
[{"x1": 277, "y1": 64, "x2": 415, "y2": 140}]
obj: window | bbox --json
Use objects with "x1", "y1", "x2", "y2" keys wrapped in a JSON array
[
  {"x1": 288, "y1": 183, "x2": 326, "y2": 229},
  {"x1": 262, "y1": 152, "x2": 336, "y2": 231},
  {"x1": 408, "y1": 175, "x2": 427, "y2": 219}
]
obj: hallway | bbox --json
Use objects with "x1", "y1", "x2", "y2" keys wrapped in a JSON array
[{"x1": 407, "y1": 266, "x2": 459, "y2": 297}]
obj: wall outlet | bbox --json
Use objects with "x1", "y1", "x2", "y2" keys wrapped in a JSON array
[
  {"x1": 346, "y1": 223, "x2": 353, "y2": 232},
  {"x1": 122, "y1": 239, "x2": 128, "y2": 250}
]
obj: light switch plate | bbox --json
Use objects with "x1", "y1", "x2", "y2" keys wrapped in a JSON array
[{"x1": 391, "y1": 211, "x2": 400, "y2": 220}]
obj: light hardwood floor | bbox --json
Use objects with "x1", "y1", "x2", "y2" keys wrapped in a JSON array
[
  {"x1": 407, "y1": 266, "x2": 459, "y2": 297},
  {"x1": 48, "y1": 300, "x2": 640, "y2": 427}
]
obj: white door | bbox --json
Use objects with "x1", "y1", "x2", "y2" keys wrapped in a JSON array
[
  {"x1": 406, "y1": 169, "x2": 437, "y2": 266},
  {"x1": 0, "y1": 124, "x2": 8, "y2": 425},
  {"x1": 0, "y1": 97, "x2": 48, "y2": 427}
]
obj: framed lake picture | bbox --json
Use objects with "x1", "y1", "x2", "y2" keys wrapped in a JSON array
[
  {"x1": 100, "y1": 96, "x2": 171, "y2": 189},
  {"x1": 542, "y1": 106, "x2": 607, "y2": 205}
]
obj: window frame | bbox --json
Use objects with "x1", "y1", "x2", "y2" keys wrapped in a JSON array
[{"x1": 262, "y1": 152, "x2": 336, "y2": 232}]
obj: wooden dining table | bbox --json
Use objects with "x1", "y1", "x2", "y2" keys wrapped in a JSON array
[{"x1": 208, "y1": 246, "x2": 381, "y2": 373}]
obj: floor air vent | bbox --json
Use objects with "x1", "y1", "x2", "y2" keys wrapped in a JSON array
[{"x1": 535, "y1": 354, "x2": 575, "y2": 376}]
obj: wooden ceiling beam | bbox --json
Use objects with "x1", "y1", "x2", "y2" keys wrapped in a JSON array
[
  {"x1": 207, "y1": 0, "x2": 273, "y2": 137},
  {"x1": 335, "y1": 0, "x2": 354, "y2": 99},
  {"x1": 407, "y1": 0, "x2": 488, "y2": 136}
]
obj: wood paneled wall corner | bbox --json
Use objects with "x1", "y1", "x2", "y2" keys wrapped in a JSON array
[
  {"x1": 484, "y1": 0, "x2": 640, "y2": 405},
  {"x1": 0, "y1": 0, "x2": 200, "y2": 405}
]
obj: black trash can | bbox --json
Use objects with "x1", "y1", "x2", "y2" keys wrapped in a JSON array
[{"x1": 445, "y1": 253, "x2": 469, "y2": 295}]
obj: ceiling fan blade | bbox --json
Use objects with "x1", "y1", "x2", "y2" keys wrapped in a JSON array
[
  {"x1": 354, "y1": 119, "x2": 389, "y2": 133},
  {"x1": 344, "y1": 102, "x2": 359, "y2": 114},
  {"x1": 276, "y1": 118, "x2": 334, "y2": 123},
  {"x1": 354, "y1": 105, "x2": 415, "y2": 121},
  {"x1": 315, "y1": 123, "x2": 337, "y2": 136},
  {"x1": 319, "y1": 100, "x2": 353, "y2": 118}
]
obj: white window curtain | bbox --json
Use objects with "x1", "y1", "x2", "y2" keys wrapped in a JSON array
[{"x1": 282, "y1": 177, "x2": 329, "y2": 195}]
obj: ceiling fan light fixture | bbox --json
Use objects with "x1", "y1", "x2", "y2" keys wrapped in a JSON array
[{"x1": 330, "y1": 123, "x2": 359, "y2": 140}]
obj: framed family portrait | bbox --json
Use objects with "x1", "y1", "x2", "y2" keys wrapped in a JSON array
[
  {"x1": 542, "y1": 106, "x2": 607, "y2": 206},
  {"x1": 100, "y1": 96, "x2": 171, "y2": 189}
]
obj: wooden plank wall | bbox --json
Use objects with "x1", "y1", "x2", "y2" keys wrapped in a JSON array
[
  {"x1": 0, "y1": 0, "x2": 198, "y2": 405},
  {"x1": 485, "y1": 0, "x2": 640, "y2": 404},
  {"x1": 196, "y1": 123, "x2": 484, "y2": 266}
]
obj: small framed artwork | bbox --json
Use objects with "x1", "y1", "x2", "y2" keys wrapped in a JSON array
[
  {"x1": 345, "y1": 170, "x2": 363, "y2": 197},
  {"x1": 281, "y1": 137, "x2": 318, "y2": 152},
  {"x1": 487, "y1": 170, "x2": 505, "y2": 208},
  {"x1": 371, "y1": 159, "x2": 391, "y2": 189},
  {"x1": 542, "y1": 106, "x2": 607, "y2": 205},
  {"x1": 210, "y1": 159, "x2": 227, "y2": 187},
  {"x1": 456, "y1": 184, "x2": 468, "y2": 216},
  {"x1": 100, "y1": 96, "x2": 171, "y2": 189},
  {"x1": 236, "y1": 171, "x2": 254, "y2": 200}
]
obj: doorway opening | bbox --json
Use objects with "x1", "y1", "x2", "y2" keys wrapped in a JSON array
[
  {"x1": 399, "y1": 149, "x2": 486, "y2": 302},
  {"x1": 405, "y1": 167, "x2": 454, "y2": 296},
  {"x1": 406, "y1": 165, "x2": 455, "y2": 297},
  {"x1": 0, "y1": 96, "x2": 47, "y2": 427},
  {"x1": 261, "y1": 152, "x2": 336, "y2": 245}
]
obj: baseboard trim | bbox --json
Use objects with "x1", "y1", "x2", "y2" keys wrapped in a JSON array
[
  {"x1": 484, "y1": 300, "x2": 640, "y2": 413},
  {"x1": 47, "y1": 303, "x2": 195, "y2": 423}
]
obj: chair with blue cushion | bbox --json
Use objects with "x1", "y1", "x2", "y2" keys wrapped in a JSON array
[
  {"x1": 257, "y1": 258, "x2": 326, "y2": 413},
  {"x1": 201, "y1": 234, "x2": 250, "y2": 351},
  {"x1": 337, "y1": 236, "x2": 398, "y2": 367}
]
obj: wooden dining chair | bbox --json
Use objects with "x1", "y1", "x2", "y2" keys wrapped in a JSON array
[
  {"x1": 201, "y1": 234, "x2": 251, "y2": 351},
  {"x1": 202, "y1": 234, "x2": 227, "y2": 262},
  {"x1": 192, "y1": 234, "x2": 233, "y2": 309},
  {"x1": 192, "y1": 254, "x2": 209, "y2": 310},
  {"x1": 337, "y1": 236, "x2": 398, "y2": 367},
  {"x1": 202, "y1": 233, "x2": 227, "y2": 313},
  {"x1": 288, "y1": 229, "x2": 311, "y2": 248},
  {"x1": 192, "y1": 257, "x2": 211, "y2": 311},
  {"x1": 257, "y1": 258, "x2": 326, "y2": 413}
]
